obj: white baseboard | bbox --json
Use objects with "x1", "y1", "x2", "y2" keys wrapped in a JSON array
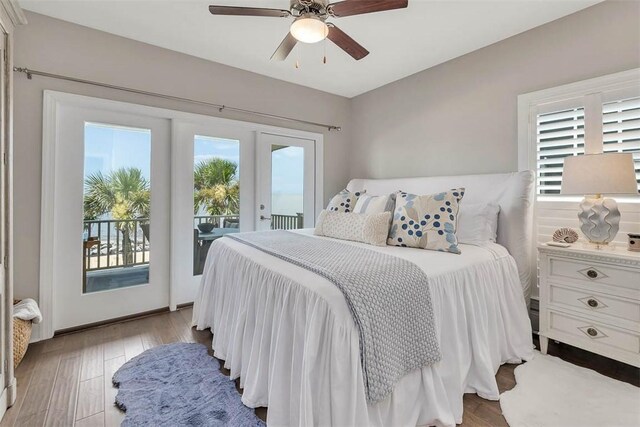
[{"x1": 29, "y1": 322, "x2": 43, "y2": 343}]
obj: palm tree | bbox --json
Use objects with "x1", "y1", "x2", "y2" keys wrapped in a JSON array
[
  {"x1": 193, "y1": 158, "x2": 240, "y2": 221},
  {"x1": 84, "y1": 168, "x2": 150, "y2": 265}
]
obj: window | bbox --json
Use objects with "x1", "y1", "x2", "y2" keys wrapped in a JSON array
[
  {"x1": 519, "y1": 69, "x2": 640, "y2": 199},
  {"x1": 537, "y1": 107, "x2": 585, "y2": 195},
  {"x1": 519, "y1": 70, "x2": 640, "y2": 300},
  {"x1": 602, "y1": 96, "x2": 640, "y2": 190}
]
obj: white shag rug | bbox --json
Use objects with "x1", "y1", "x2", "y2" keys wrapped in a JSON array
[{"x1": 500, "y1": 352, "x2": 640, "y2": 427}]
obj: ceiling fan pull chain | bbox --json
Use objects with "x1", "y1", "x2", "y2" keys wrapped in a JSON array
[{"x1": 323, "y1": 37, "x2": 327, "y2": 64}]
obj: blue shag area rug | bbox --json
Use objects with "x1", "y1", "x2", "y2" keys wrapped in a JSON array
[{"x1": 112, "y1": 343, "x2": 266, "y2": 427}]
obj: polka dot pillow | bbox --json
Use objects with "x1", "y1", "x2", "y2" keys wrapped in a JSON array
[
  {"x1": 387, "y1": 188, "x2": 465, "y2": 254},
  {"x1": 326, "y1": 189, "x2": 366, "y2": 213}
]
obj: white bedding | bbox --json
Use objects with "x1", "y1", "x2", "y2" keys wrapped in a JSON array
[{"x1": 193, "y1": 229, "x2": 534, "y2": 427}]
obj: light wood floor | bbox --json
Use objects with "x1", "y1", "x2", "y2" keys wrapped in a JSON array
[{"x1": 3, "y1": 308, "x2": 636, "y2": 427}]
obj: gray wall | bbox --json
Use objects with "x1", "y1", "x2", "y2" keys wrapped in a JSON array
[
  {"x1": 349, "y1": 0, "x2": 640, "y2": 179},
  {"x1": 13, "y1": 11, "x2": 352, "y2": 300}
]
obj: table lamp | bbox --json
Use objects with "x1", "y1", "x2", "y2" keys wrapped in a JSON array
[{"x1": 561, "y1": 153, "x2": 638, "y2": 245}]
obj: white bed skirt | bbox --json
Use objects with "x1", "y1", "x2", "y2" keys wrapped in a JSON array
[{"x1": 193, "y1": 239, "x2": 534, "y2": 427}]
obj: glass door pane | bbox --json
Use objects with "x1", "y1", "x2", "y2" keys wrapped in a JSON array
[
  {"x1": 193, "y1": 135, "x2": 240, "y2": 275},
  {"x1": 271, "y1": 145, "x2": 304, "y2": 230},
  {"x1": 83, "y1": 123, "x2": 151, "y2": 293},
  {"x1": 171, "y1": 122, "x2": 253, "y2": 307}
]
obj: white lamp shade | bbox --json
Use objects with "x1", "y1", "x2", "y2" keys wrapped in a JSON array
[{"x1": 561, "y1": 153, "x2": 638, "y2": 196}]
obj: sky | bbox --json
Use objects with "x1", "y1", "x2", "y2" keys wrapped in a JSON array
[
  {"x1": 84, "y1": 123, "x2": 151, "y2": 181},
  {"x1": 194, "y1": 135, "x2": 240, "y2": 175},
  {"x1": 84, "y1": 124, "x2": 305, "y2": 216}
]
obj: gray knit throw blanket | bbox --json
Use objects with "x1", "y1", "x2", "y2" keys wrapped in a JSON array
[{"x1": 226, "y1": 231, "x2": 441, "y2": 403}]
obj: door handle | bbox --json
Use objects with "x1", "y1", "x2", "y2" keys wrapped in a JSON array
[{"x1": 260, "y1": 215, "x2": 272, "y2": 221}]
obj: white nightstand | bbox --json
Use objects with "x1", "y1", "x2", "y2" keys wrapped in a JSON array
[{"x1": 538, "y1": 243, "x2": 640, "y2": 367}]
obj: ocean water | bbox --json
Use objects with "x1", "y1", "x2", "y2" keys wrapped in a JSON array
[{"x1": 272, "y1": 193, "x2": 304, "y2": 216}]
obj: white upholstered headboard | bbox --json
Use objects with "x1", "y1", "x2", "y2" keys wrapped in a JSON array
[{"x1": 346, "y1": 171, "x2": 535, "y2": 299}]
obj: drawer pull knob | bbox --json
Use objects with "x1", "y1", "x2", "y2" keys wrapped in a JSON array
[
  {"x1": 587, "y1": 327, "x2": 598, "y2": 337},
  {"x1": 586, "y1": 269, "x2": 598, "y2": 278},
  {"x1": 587, "y1": 299, "x2": 599, "y2": 308}
]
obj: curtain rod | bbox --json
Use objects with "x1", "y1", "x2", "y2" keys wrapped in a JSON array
[{"x1": 13, "y1": 67, "x2": 342, "y2": 132}]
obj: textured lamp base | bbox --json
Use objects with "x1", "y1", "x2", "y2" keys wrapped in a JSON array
[{"x1": 578, "y1": 196, "x2": 620, "y2": 245}]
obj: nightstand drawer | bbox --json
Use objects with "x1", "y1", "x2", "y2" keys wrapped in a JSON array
[
  {"x1": 548, "y1": 257, "x2": 640, "y2": 291},
  {"x1": 549, "y1": 311, "x2": 640, "y2": 355},
  {"x1": 550, "y1": 284, "x2": 640, "y2": 323}
]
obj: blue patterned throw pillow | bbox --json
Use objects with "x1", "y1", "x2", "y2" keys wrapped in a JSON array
[
  {"x1": 387, "y1": 188, "x2": 465, "y2": 254},
  {"x1": 326, "y1": 189, "x2": 366, "y2": 213}
]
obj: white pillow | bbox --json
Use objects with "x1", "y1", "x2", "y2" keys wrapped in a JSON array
[
  {"x1": 353, "y1": 193, "x2": 396, "y2": 214},
  {"x1": 314, "y1": 210, "x2": 391, "y2": 246},
  {"x1": 456, "y1": 202, "x2": 500, "y2": 244}
]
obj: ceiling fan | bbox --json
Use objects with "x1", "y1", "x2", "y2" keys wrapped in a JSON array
[{"x1": 209, "y1": 0, "x2": 408, "y2": 61}]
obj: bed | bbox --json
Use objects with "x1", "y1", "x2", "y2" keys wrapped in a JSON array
[{"x1": 193, "y1": 171, "x2": 535, "y2": 427}]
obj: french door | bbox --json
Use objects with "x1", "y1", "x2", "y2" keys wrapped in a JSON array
[
  {"x1": 171, "y1": 122, "x2": 255, "y2": 306},
  {"x1": 49, "y1": 105, "x2": 170, "y2": 331},
  {"x1": 256, "y1": 133, "x2": 316, "y2": 231},
  {"x1": 42, "y1": 92, "x2": 323, "y2": 335}
]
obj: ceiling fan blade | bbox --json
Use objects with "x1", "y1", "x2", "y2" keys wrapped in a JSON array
[
  {"x1": 209, "y1": 5, "x2": 291, "y2": 17},
  {"x1": 327, "y1": 25, "x2": 369, "y2": 60},
  {"x1": 271, "y1": 32, "x2": 298, "y2": 61},
  {"x1": 329, "y1": 0, "x2": 408, "y2": 17}
]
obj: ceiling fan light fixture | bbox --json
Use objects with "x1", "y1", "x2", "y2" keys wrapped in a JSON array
[{"x1": 290, "y1": 14, "x2": 328, "y2": 44}]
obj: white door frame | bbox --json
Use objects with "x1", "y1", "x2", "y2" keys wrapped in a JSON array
[
  {"x1": 38, "y1": 91, "x2": 323, "y2": 340},
  {"x1": 0, "y1": 0, "x2": 25, "y2": 415}
]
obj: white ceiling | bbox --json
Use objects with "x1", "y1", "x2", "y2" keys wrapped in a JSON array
[{"x1": 20, "y1": 0, "x2": 602, "y2": 98}]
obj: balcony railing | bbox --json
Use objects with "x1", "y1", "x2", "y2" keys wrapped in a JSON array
[
  {"x1": 84, "y1": 213, "x2": 303, "y2": 273},
  {"x1": 195, "y1": 213, "x2": 303, "y2": 230},
  {"x1": 271, "y1": 213, "x2": 303, "y2": 230},
  {"x1": 194, "y1": 214, "x2": 240, "y2": 228},
  {"x1": 83, "y1": 218, "x2": 150, "y2": 272}
]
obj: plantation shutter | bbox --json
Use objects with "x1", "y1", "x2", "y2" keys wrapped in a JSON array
[
  {"x1": 536, "y1": 107, "x2": 585, "y2": 195},
  {"x1": 602, "y1": 96, "x2": 640, "y2": 193}
]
